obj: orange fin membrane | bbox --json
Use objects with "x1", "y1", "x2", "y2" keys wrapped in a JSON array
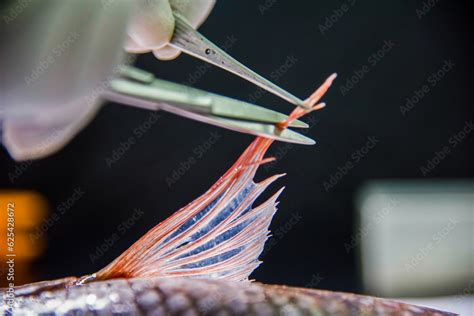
[{"x1": 96, "y1": 74, "x2": 337, "y2": 282}]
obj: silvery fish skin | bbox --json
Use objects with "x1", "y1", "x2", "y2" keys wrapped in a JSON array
[{"x1": 0, "y1": 277, "x2": 454, "y2": 315}]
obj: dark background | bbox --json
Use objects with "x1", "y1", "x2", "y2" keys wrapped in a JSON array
[{"x1": 1, "y1": 1, "x2": 472, "y2": 294}]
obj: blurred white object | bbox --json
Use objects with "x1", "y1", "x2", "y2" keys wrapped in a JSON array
[
  {"x1": 356, "y1": 180, "x2": 474, "y2": 297},
  {"x1": 397, "y1": 295, "x2": 474, "y2": 316}
]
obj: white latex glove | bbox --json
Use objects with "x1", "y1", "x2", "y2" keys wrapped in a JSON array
[
  {"x1": 0, "y1": 0, "x2": 215, "y2": 161},
  {"x1": 125, "y1": 0, "x2": 216, "y2": 60},
  {"x1": 0, "y1": 0, "x2": 132, "y2": 161}
]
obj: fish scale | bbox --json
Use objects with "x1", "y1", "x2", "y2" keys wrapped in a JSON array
[{"x1": 0, "y1": 278, "x2": 453, "y2": 315}]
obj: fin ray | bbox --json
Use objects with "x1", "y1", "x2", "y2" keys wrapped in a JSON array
[{"x1": 95, "y1": 74, "x2": 336, "y2": 281}]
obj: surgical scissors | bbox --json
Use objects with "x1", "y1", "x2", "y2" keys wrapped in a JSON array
[
  {"x1": 106, "y1": 66, "x2": 315, "y2": 145},
  {"x1": 106, "y1": 12, "x2": 322, "y2": 145}
]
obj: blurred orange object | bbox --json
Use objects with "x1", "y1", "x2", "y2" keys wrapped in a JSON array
[
  {"x1": 0, "y1": 191, "x2": 47, "y2": 229},
  {"x1": 0, "y1": 191, "x2": 48, "y2": 286}
]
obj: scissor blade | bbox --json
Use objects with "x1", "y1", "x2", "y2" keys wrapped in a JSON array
[
  {"x1": 105, "y1": 91, "x2": 314, "y2": 144},
  {"x1": 158, "y1": 102, "x2": 315, "y2": 145},
  {"x1": 118, "y1": 65, "x2": 154, "y2": 84},
  {"x1": 150, "y1": 78, "x2": 307, "y2": 127},
  {"x1": 209, "y1": 95, "x2": 308, "y2": 128},
  {"x1": 170, "y1": 13, "x2": 309, "y2": 110},
  {"x1": 112, "y1": 71, "x2": 308, "y2": 128}
]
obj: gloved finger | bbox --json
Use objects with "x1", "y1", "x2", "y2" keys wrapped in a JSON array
[
  {"x1": 152, "y1": 0, "x2": 216, "y2": 60},
  {"x1": 127, "y1": 0, "x2": 175, "y2": 50},
  {"x1": 170, "y1": 0, "x2": 216, "y2": 28},
  {"x1": 152, "y1": 46, "x2": 181, "y2": 60},
  {"x1": 124, "y1": 35, "x2": 150, "y2": 53}
]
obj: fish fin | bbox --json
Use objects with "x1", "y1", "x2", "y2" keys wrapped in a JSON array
[
  {"x1": 95, "y1": 74, "x2": 336, "y2": 281},
  {"x1": 96, "y1": 142, "x2": 283, "y2": 281}
]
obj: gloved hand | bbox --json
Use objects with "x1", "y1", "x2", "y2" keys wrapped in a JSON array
[
  {"x1": 125, "y1": 0, "x2": 216, "y2": 60},
  {"x1": 1, "y1": 0, "x2": 132, "y2": 161},
  {"x1": 0, "y1": 0, "x2": 215, "y2": 161}
]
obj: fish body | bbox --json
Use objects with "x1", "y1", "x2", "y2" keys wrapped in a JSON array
[{"x1": 0, "y1": 277, "x2": 454, "y2": 315}]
